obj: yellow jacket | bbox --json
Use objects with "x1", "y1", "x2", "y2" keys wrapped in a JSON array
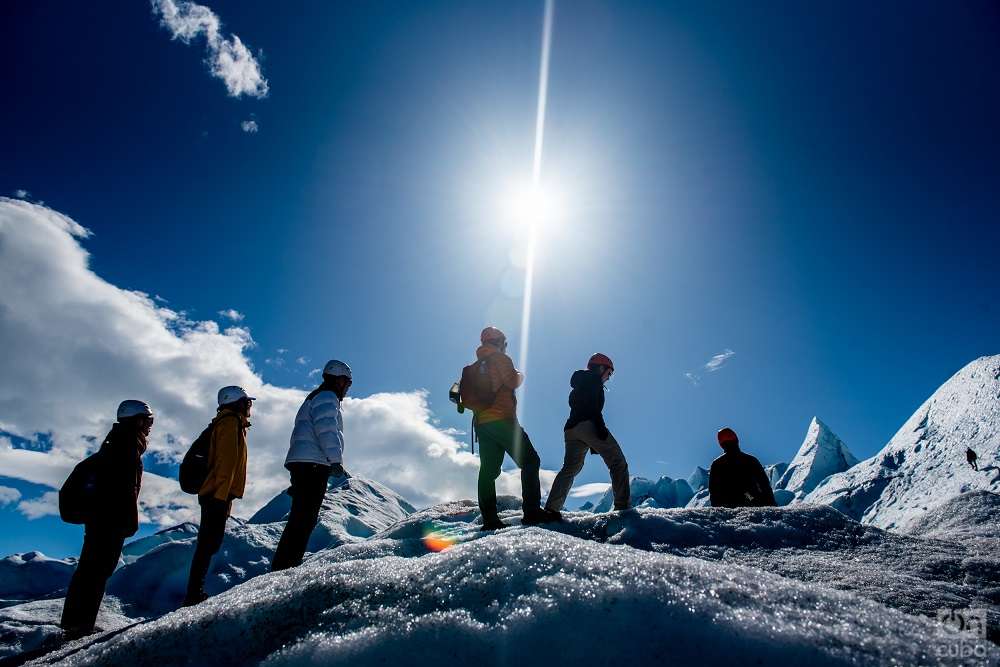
[{"x1": 199, "y1": 409, "x2": 248, "y2": 502}]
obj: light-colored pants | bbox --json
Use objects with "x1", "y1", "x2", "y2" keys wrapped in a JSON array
[{"x1": 545, "y1": 420, "x2": 631, "y2": 512}]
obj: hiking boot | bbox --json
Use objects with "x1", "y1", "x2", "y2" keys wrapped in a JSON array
[
  {"x1": 522, "y1": 508, "x2": 559, "y2": 525},
  {"x1": 543, "y1": 508, "x2": 563, "y2": 522},
  {"x1": 480, "y1": 517, "x2": 509, "y2": 531},
  {"x1": 182, "y1": 590, "x2": 209, "y2": 607}
]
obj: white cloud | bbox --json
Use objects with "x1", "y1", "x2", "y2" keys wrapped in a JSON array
[
  {"x1": 240, "y1": 119, "x2": 259, "y2": 133},
  {"x1": 568, "y1": 482, "x2": 611, "y2": 498},
  {"x1": 0, "y1": 198, "x2": 551, "y2": 527},
  {"x1": 296, "y1": 356, "x2": 307, "y2": 365},
  {"x1": 151, "y1": 0, "x2": 269, "y2": 99},
  {"x1": 684, "y1": 372, "x2": 700, "y2": 386},
  {"x1": 17, "y1": 491, "x2": 58, "y2": 520},
  {"x1": 705, "y1": 348, "x2": 735, "y2": 372},
  {"x1": 13, "y1": 189, "x2": 29, "y2": 199},
  {"x1": 308, "y1": 368, "x2": 322, "y2": 378},
  {"x1": 276, "y1": 348, "x2": 288, "y2": 355},
  {"x1": 0, "y1": 486, "x2": 21, "y2": 506},
  {"x1": 218, "y1": 308, "x2": 244, "y2": 322}
]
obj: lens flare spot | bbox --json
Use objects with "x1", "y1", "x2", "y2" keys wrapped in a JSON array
[{"x1": 422, "y1": 521, "x2": 461, "y2": 552}]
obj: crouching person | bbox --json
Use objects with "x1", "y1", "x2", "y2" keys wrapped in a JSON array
[
  {"x1": 183, "y1": 386, "x2": 253, "y2": 606},
  {"x1": 61, "y1": 400, "x2": 152, "y2": 639},
  {"x1": 271, "y1": 360, "x2": 351, "y2": 571}
]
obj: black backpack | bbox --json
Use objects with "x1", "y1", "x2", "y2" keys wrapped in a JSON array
[
  {"x1": 59, "y1": 451, "x2": 104, "y2": 525},
  {"x1": 459, "y1": 359, "x2": 496, "y2": 414},
  {"x1": 179, "y1": 422, "x2": 216, "y2": 494}
]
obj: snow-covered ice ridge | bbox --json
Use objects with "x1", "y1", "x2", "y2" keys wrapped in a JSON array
[
  {"x1": 22, "y1": 501, "x2": 1000, "y2": 666},
  {"x1": 808, "y1": 355, "x2": 1000, "y2": 531}
]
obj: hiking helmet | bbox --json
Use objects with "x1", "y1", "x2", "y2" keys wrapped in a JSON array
[
  {"x1": 323, "y1": 359, "x2": 352, "y2": 379},
  {"x1": 588, "y1": 353, "x2": 614, "y2": 371},
  {"x1": 480, "y1": 326, "x2": 506, "y2": 345},
  {"x1": 218, "y1": 385, "x2": 255, "y2": 407},
  {"x1": 117, "y1": 400, "x2": 153, "y2": 420},
  {"x1": 717, "y1": 427, "x2": 739, "y2": 446}
]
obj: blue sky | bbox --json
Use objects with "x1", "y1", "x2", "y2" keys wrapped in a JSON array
[{"x1": 1, "y1": 0, "x2": 999, "y2": 557}]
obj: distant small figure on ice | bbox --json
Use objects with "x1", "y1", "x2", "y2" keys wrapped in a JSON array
[
  {"x1": 967, "y1": 447, "x2": 979, "y2": 471},
  {"x1": 709, "y1": 427, "x2": 777, "y2": 508}
]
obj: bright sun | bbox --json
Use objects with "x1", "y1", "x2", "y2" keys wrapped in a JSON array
[{"x1": 504, "y1": 183, "x2": 564, "y2": 230}]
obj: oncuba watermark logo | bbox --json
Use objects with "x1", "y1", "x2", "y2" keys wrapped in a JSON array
[{"x1": 935, "y1": 608, "x2": 989, "y2": 660}]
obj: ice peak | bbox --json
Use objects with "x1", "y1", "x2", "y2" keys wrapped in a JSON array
[{"x1": 775, "y1": 417, "x2": 858, "y2": 498}]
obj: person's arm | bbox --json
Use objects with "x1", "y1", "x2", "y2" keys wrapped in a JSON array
[
  {"x1": 708, "y1": 462, "x2": 720, "y2": 507},
  {"x1": 312, "y1": 392, "x2": 345, "y2": 465},
  {"x1": 491, "y1": 354, "x2": 523, "y2": 391},
  {"x1": 207, "y1": 416, "x2": 239, "y2": 502},
  {"x1": 753, "y1": 458, "x2": 777, "y2": 506}
]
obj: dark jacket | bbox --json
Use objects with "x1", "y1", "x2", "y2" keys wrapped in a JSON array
[
  {"x1": 708, "y1": 448, "x2": 776, "y2": 508},
  {"x1": 564, "y1": 369, "x2": 608, "y2": 438},
  {"x1": 91, "y1": 422, "x2": 146, "y2": 537}
]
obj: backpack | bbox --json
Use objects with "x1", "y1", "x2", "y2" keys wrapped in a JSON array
[
  {"x1": 59, "y1": 451, "x2": 104, "y2": 525},
  {"x1": 179, "y1": 421, "x2": 216, "y2": 494},
  {"x1": 459, "y1": 358, "x2": 496, "y2": 414}
]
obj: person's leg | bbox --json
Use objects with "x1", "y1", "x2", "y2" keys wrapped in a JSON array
[
  {"x1": 506, "y1": 425, "x2": 542, "y2": 513},
  {"x1": 61, "y1": 530, "x2": 124, "y2": 633},
  {"x1": 591, "y1": 431, "x2": 631, "y2": 510},
  {"x1": 272, "y1": 464, "x2": 330, "y2": 571},
  {"x1": 544, "y1": 436, "x2": 590, "y2": 512},
  {"x1": 185, "y1": 497, "x2": 230, "y2": 601},
  {"x1": 475, "y1": 422, "x2": 507, "y2": 524}
]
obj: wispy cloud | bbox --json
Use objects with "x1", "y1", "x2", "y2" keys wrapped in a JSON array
[
  {"x1": 684, "y1": 349, "x2": 736, "y2": 386},
  {"x1": 705, "y1": 348, "x2": 735, "y2": 372},
  {"x1": 0, "y1": 486, "x2": 21, "y2": 506},
  {"x1": 13, "y1": 189, "x2": 29, "y2": 199},
  {"x1": 17, "y1": 491, "x2": 58, "y2": 520},
  {"x1": 218, "y1": 308, "x2": 244, "y2": 322},
  {"x1": 308, "y1": 368, "x2": 322, "y2": 378},
  {"x1": 240, "y1": 119, "x2": 258, "y2": 133},
  {"x1": 151, "y1": 0, "x2": 269, "y2": 99},
  {"x1": 296, "y1": 356, "x2": 308, "y2": 365}
]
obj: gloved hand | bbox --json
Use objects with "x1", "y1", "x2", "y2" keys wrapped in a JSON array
[{"x1": 330, "y1": 462, "x2": 347, "y2": 477}]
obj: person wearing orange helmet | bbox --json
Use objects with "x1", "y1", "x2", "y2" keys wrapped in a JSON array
[
  {"x1": 708, "y1": 428, "x2": 776, "y2": 508},
  {"x1": 544, "y1": 353, "x2": 631, "y2": 517},
  {"x1": 462, "y1": 326, "x2": 556, "y2": 530}
]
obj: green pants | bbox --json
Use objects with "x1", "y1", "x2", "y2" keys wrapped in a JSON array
[{"x1": 476, "y1": 419, "x2": 542, "y2": 520}]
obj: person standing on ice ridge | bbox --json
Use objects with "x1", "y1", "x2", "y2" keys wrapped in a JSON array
[
  {"x1": 272, "y1": 359, "x2": 352, "y2": 571},
  {"x1": 61, "y1": 400, "x2": 152, "y2": 639},
  {"x1": 967, "y1": 447, "x2": 979, "y2": 471},
  {"x1": 183, "y1": 386, "x2": 253, "y2": 606},
  {"x1": 459, "y1": 326, "x2": 557, "y2": 530},
  {"x1": 708, "y1": 427, "x2": 777, "y2": 508},
  {"x1": 544, "y1": 353, "x2": 630, "y2": 517}
]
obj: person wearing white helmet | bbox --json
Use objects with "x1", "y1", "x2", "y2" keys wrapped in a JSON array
[
  {"x1": 183, "y1": 386, "x2": 254, "y2": 606},
  {"x1": 272, "y1": 360, "x2": 352, "y2": 571},
  {"x1": 61, "y1": 400, "x2": 153, "y2": 639}
]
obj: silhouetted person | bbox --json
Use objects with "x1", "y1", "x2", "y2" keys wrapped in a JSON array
[
  {"x1": 545, "y1": 353, "x2": 630, "y2": 516},
  {"x1": 61, "y1": 400, "x2": 152, "y2": 639},
  {"x1": 462, "y1": 326, "x2": 555, "y2": 530},
  {"x1": 967, "y1": 447, "x2": 979, "y2": 471},
  {"x1": 183, "y1": 386, "x2": 254, "y2": 606},
  {"x1": 709, "y1": 427, "x2": 777, "y2": 508},
  {"x1": 272, "y1": 360, "x2": 351, "y2": 571}
]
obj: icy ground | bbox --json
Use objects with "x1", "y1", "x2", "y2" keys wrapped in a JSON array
[{"x1": 21, "y1": 498, "x2": 1000, "y2": 666}]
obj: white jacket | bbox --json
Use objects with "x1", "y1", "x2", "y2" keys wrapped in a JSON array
[{"x1": 285, "y1": 389, "x2": 344, "y2": 466}]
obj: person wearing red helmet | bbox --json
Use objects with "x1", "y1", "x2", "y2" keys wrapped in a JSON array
[
  {"x1": 544, "y1": 353, "x2": 631, "y2": 516},
  {"x1": 463, "y1": 326, "x2": 556, "y2": 530},
  {"x1": 708, "y1": 427, "x2": 776, "y2": 508}
]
